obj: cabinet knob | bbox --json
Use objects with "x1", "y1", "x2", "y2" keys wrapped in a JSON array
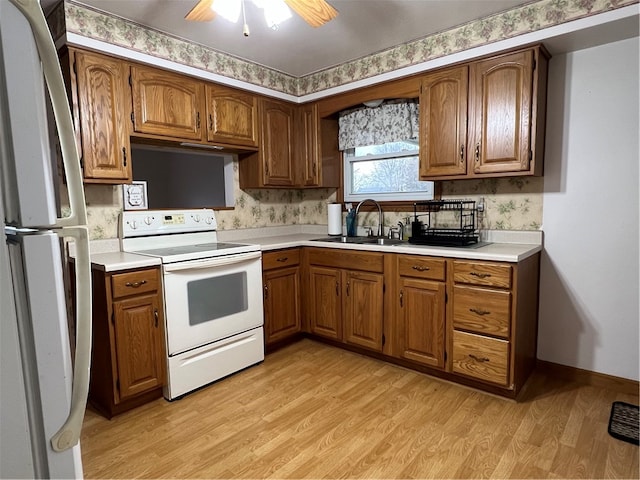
[
  {"x1": 412, "y1": 265, "x2": 430, "y2": 272},
  {"x1": 470, "y1": 271, "x2": 491, "y2": 279}
]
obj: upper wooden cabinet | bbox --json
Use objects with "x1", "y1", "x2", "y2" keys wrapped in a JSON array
[
  {"x1": 470, "y1": 50, "x2": 535, "y2": 175},
  {"x1": 297, "y1": 103, "x2": 320, "y2": 186},
  {"x1": 205, "y1": 84, "x2": 258, "y2": 148},
  {"x1": 130, "y1": 65, "x2": 204, "y2": 141},
  {"x1": 69, "y1": 49, "x2": 132, "y2": 183},
  {"x1": 419, "y1": 65, "x2": 468, "y2": 178},
  {"x1": 240, "y1": 97, "x2": 295, "y2": 188},
  {"x1": 419, "y1": 46, "x2": 548, "y2": 180}
]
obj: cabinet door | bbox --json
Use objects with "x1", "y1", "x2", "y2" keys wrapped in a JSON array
[
  {"x1": 344, "y1": 270, "x2": 384, "y2": 351},
  {"x1": 264, "y1": 266, "x2": 301, "y2": 345},
  {"x1": 131, "y1": 65, "x2": 204, "y2": 140},
  {"x1": 205, "y1": 84, "x2": 258, "y2": 147},
  {"x1": 308, "y1": 265, "x2": 342, "y2": 340},
  {"x1": 261, "y1": 98, "x2": 295, "y2": 186},
  {"x1": 297, "y1": 103, "x2": 320, "y2": 186},
  {"x1": 74, "y1": 50, "x2": 131, "y2": 182},
  {"x1": 419, "y1": 65, "x2": 468, "y2": 178},
  {"x1": 469, "y1": 50, "x2": 533, "y2": 174},
  {"x1": 397, "y1": 277, "x2": 446, "y2": 368},
  {"x1": 112, "y1": 293, "x2": 165, "y2": 401}
]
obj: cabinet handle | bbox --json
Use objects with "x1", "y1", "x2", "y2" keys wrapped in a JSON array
[
  {"x1": 346, "y1": 281, "x2": 350, "y2": 297},
  {"x1": 412, "y1": 265, "x2": 430, "y2": 272},
  {"x1": 312, "y1": 162, "x2": 317, "y2": 175},
  {"x1": 335, "y1": 281, "x2": 339, "y2": 297},
  {"x1": 276, "y1": 257, "x2": 288, "y2": 263},
  {"x1": 264, "y1": 284, "x2": 268, "y2": 300},
  {"x1": 460, "y1": 144, "x2": 464, "y2": 162},
  {"x1": 469, "y1": 308, "x2": 491, "y2": 316},
  {"x1": 399, "y1": 289, "x2": 404, "y2": 307},
  {"x1": 469, "y1": 354, "x2": 490, "y2": 363},
  {"x1": 470, "y1": 272, "x2": 491, "y2": 279},
  {"x1": 125, "y1": 280, "x2": 147, "y2": 288},
  {"x1": 196, "y1": 111, "x2": 201, "y2": 129},
  {"x1": 209, "y1": 113, "x2": 213, "y2": 131},
  {"x1": 153, "y1": 309, "x2": 158, "y2": 328},
  {"x1": 122, "y1": 147, "x2": 127, "y2": 167},
  {"x1": 475, "y1": 142, "x2": 480, "y2": 162}
]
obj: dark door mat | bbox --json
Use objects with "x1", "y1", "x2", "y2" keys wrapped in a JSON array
[{"x1": 608, "y1": 401, "x2": 639, "y2": 445}]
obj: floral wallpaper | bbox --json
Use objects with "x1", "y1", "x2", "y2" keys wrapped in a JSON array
[
  {"x1": 52, "y1": 0, "x2": 638, "y2": 97},
  {"x1": 48, "y1": 0, "x2": 633, "y2": 239}
]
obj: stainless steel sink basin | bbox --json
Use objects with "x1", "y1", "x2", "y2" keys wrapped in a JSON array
[{"x1": 311, "y1": 236, "x2": 408, "y2": 246}]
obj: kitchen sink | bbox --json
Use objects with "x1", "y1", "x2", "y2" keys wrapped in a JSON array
[{"x1": 311, "y1": 236, "x2": 408, "y2": 246}]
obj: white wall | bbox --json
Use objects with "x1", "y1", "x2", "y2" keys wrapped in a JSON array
[{"x1": 538, "y1": 37, "x2": 639, "y2": 381}]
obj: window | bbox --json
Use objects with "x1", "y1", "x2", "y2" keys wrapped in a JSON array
[{"x1": 343, "y1": 141, "x2": 434, "y2": 202}]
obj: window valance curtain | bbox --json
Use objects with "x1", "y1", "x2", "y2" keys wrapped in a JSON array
[{"x1": 338, "y1": 99, "x2": 419, "y2": 151}]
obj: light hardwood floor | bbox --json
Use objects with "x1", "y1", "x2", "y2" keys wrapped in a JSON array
[{"x1": 81, "y1": 339, "x2": 639, "y2": 479}]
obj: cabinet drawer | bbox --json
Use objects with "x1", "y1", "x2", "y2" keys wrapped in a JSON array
[
  {"x1": 398, "y1": 255, "x2": 445, "y2": 281},
  {"x1": 111, "y1": 269, "x2": 160, "y2": 298},
  {"x1": 453, "y1": 286, "x2": 511, "y2": 338},
  {"x1": 262, "y1": 248, "x2": 300, "y2": 270},
  {"x1": 453, "y1": 260, "x2": 512, "y2": 288},
  {"x1": 452, "y1": 331, "x2": 509, "y2": 386}
]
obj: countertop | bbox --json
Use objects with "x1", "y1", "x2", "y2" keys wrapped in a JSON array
[
  {"x1": 83, "y1": 227, "x2": 543, "y2": 269},
  {"x1": 85, "y1": 251, "x2": 162, "y2": 272},
  {"x1": 228, "y1": 233, "x2": 542, "y2": 263}
]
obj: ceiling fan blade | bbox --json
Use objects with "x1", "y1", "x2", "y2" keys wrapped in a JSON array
[
  {"x1": 185, "y1": 0, "x2": 216, "y2": 22},
  {"x1": 284, "y1": 0, "x2": 338, "y2": 27}
]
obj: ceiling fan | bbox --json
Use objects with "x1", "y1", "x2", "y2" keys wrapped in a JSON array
[{"x1": 185, "y1": 0, "x2": 338, "y2": 28}]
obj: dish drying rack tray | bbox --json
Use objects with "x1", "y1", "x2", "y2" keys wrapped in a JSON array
[{"x1": 409, "y1": 200, "x2": 479, "y2": 246}]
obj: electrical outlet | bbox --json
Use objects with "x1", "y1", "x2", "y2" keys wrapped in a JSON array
[{"x1": 477, "y1": 198, "x2": 485, "y2": 212}]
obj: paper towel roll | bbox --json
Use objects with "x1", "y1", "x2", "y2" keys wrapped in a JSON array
[{"x1": 327, "y1": 203, "x2": 342, "y2": 235}]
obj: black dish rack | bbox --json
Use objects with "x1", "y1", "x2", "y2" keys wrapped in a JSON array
[{"x1": 409, "y1": 200, "x2": 479, "y2": 246}]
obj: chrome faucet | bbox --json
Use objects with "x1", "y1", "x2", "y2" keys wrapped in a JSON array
[{"x1": 355, "y1": 199, "x2": 384, "y2": 237}]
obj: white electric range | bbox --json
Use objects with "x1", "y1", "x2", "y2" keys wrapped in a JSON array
[{"x1": 120, "y1": 209, "x2": 264, "y2": 400}]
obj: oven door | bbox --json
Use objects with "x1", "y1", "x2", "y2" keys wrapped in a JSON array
[{"x1": 162, "y1": 250, "x2": 263, "y2": 356}]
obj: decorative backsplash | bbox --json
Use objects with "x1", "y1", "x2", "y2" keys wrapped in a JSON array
[
  {"x1": 52, "y1": 0, "x2": 638, "y2": 96},
  {"x1": 81, "y1": 159, "x2": 542, "y2": 240}
]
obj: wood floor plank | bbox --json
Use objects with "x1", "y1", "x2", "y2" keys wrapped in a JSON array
[{"x1": 80, "y1": 339, "x2": 639, "y2": 479}]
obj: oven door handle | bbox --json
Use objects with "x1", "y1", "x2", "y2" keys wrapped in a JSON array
[{"x1": 163, "y1": 251, "x2": 262, "y2": 273}]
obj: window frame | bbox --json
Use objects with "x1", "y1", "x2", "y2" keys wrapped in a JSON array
[{"x1": 342, "y1": 144, "x2": 435, "y2": 204}]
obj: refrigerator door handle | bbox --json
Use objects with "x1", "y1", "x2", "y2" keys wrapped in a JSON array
[
  {"x1": 50, "y1": 226, "x2": 92, "y2": 452},
  {"x1": 8, "y1": 0, "x2": 87, "y2": 228}
]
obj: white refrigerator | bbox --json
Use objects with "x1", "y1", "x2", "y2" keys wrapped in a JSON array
[{"x1": 0, "y1": 0, "x2": 92, "y2": 478}]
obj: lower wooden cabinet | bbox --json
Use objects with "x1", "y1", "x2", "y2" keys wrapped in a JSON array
[
  {"x1": 300, "y1": 247, "x2": 540, "y2": 399},
  {"x1": 395, "y1": 255, "x2": 447, "y2": 369},
  {"x1": 89, "y1": 266, "x2": 166, "y2": 418},
  {"x1": 307, "y1": 248, "x2": 385, "y2": 352},
  {"x1": 449, "y1": 255, "x2": 540, "y2": 393},
  {"x1": 262, "y1": 249, "x2": 301, "y2": 347}
]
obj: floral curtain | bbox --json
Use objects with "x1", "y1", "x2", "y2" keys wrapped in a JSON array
[{"x1": 338, "y1": 99, "x2": 419, "y2": 151}]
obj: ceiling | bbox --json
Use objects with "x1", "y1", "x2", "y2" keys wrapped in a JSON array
[{"x1": 51, "y1": 0, "x2": 537, "y2": 77}]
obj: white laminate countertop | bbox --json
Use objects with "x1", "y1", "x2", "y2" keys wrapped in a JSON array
[
  {"x1": 82, "y1": 227, "x2": 543, "y2": 269},
  {"x1": 86, "y1": 251, "x2": 162, "y2": 272},
  {"x1": 229, "y1": 233, "x2": 541, "y2": 263}
]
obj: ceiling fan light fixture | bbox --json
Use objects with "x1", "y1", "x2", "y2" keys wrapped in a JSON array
[
  {"x1": 211, "y1": 0, "x2": 241, "y2": 23},
  {"x1": 259, "y1": 0, "x2": 292, "y2": 30}
]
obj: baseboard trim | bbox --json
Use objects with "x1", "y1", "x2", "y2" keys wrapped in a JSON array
[{"x1": 536, "y1": 360, "x2": 639, "y2": 396}]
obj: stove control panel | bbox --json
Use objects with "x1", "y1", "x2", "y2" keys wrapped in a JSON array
[{"x1": 120, "y1": 209, "x2": 217, "y2": 238}]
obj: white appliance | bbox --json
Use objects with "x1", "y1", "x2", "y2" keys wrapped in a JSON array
[
  {"x1": 120, "y1": 210, "x2": 264, "y2": 400},
  {"x1": 0, "y1": 0, "x2": 92, "y2": 478}
]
